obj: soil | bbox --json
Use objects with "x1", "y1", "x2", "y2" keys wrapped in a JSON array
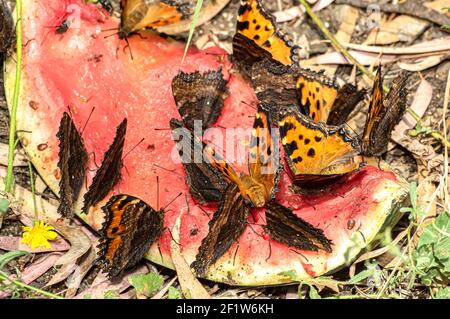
[{"x1": 0, "y1": 0, "x2": 448, "y2": 298}]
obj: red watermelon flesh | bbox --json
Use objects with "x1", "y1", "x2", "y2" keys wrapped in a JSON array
[{"x1": 4, "y1": 0, "x2": 407, "y2": 285}]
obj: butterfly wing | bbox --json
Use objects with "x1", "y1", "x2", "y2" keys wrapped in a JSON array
[
  {"x1": 172, "y1": 69, "x2": 228, "y2": 131},
  {"x1": 232, "y1": 0, "x2": 300, "y2": 76},
  {"x1": 251, "y1": 58, "x2": 300, "y2": 123},
  {"x1": 296, "y1": 69, "x2": 339, "y2": 123},
  {"x1": 120, "y1": 0, "x2": 186, "y2": 37},
  {"x1": 362, "y1": 69, "x2": 410, "y2": 156},
  {"x1": 96, "y1": 194, "x2": 163, "y2": 280},
  {"x1": 56, "y1": 112, "x2": 89, "y2": 219},
  {"x1": 279, "y1": 110, "x2": 362, "y2": 186},
  {"x1": 170, "y1": 119, "x2": 228, "y2": 203},
  {"x1": 191, "y1": 184, "x2": 249, "y2": 277},
  {"x1": 327, "y1": 84, "x2": 366, "y2": 126},
  {"x1": 248, "y1": 104, "x2": 279, "y2": 199},
  {"x1": 82, "y1": 119, "x2": 127, "y2": 213},
  {"x1": 264, "y1": 201, "x2": 332, "y2": 252}
]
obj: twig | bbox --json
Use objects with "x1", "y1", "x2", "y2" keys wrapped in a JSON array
[
  {"x1": 5, "y1": 0, "x2": 22, "y2": 193},
  {"x1": 442, "y1": 69, "x2": 450, "y2": 210},
  {"x1": 298, "y1": 0, "x2": 450, "y2": 148},
  {"x1": 335, "y1": 0, "x2": 450, "y2": 32}
]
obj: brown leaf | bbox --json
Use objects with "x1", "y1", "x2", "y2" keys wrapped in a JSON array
[
  {"x1": 398, "y1": 55, "x2": 450, "y2": 72},
  {"x1": 20, "y1": 253, "x2": 63, "y2": 284},
  {"x1": 45, "y1": 262, "x2": 78, "y2": 287},
  {"x1": 52, "y1": 220, "x2": 91, "y2": 266},
  {"x1": 0, "y1": 236, "x2": 70, "y2": 253},
  {"x1": 170, "y1": 214, "x2": 210, "y2": 299},
  {"x1": 65, "y1": 247, "x2": 97, "y2": 298}
]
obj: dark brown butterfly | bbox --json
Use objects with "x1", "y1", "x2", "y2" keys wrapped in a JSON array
[
  {"x1": 119, "y1": 0, "x2": 192, "y2": 39},
  {"x1": 361, "y1": 66, "x2": 410, "y2": 157},
  {"x1": 98, "y1": 0, "x2": 114, "y2": 14},
  {"x1": 172, "y1": 69, "x2": 229, "y2": 131},
  {"x1": 56, "y1": 112, "x2": 89, "y2": 219},
  {"x1": 232, "y1": 0, "x2": 300, "y2": 77},
  {"x1": 170, "y1": 118, "x2": 227, "y2": 204},
  {"x1": 0, "y1": 0, "x2": 13, "y2": 53},
  {"x1": 82, "y1": 119, "x2": 127, "y2": 214},
  {"x1": 96, "y1": 194, "x2": 164, "y2": 280}
]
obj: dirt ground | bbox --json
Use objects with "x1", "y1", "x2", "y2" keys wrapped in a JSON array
[{"x1": 1, "y1": 0, "x2": 449, "y2": 299}]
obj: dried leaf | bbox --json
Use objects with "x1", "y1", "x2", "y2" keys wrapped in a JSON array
[
  {"x1": 52, "y1": 220, "x2": 91, "y2": 266},
  {"x1": 398, "y1": 54, "x2": 450, "y2": 72},
  {"x1": 45, "y1": 262, "x2": 78, "y2": 287},
  {"x1": 151, "y1": 276, "x2": 178, "y2": 299},
  {"x1": 301, "y1": 50, "x2": 397, "y2": 66},
  {"x1": 0, "y1": 143, "x2": 28, "y2": 167},
  {"x1": 65, "y1": 247, "x2": 97, "y2": 298},
  {"x1": 364, "y1": 15, "x2": 429, "y2": 45},
  {"x1": 74, "y1": 265, "x2": 147, "y2": 299},
  {"x1": 425, "y1": 0, "x2": 450, "y2": 14},
  {"x1": 0, "y1": 236, "x2": 70, "y2": 253},
  {"x1": 391, "y1": 79, "x2": 433, "y2": 143},
  {"x1": 20, "y1": 253, "x2": 62, "y2": 284},
  {"x1": 170, "y1": 214, "x2": 210, "y2": 299}
]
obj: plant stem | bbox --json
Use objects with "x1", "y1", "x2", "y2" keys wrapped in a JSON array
[
  {"x1": 27, "y1": 161, "x2": 38, "y2": 222},
  {"x1": 5, "y1": 0, "x2": 23, "y2": 193},
  {"x1": 0, "y1": 271, "x2": 64, "y2": 299},
  {"x1": 298, "y1": 0, "x2": 450, "y2": 148}
]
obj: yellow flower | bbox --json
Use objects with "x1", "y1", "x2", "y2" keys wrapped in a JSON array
[{"x1": 21, "y1": 220, "x2": 58, "y2": 249}]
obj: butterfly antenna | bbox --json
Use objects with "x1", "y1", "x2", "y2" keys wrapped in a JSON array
[
  {"x1": 162, "y1": 192, "x2": 183, "y2": 211},
  {"x1": 240, "y1": 100, "x2": 256, "y2": 110},
  {"x1": 123, "y1": 138, "x2": 145, "y2": 160},
  {"x1": 232, "y1": 243, "x2": 240, "y2": 266},
  {"x1": 156, "y1": 176, "x2": 160, "y2": 211},
  {"x1": 104, "y1": 31, "x2": 120, "y2": 39},
  {"x1": 81, "y1": 106, "x2": 96, "y2": 135}
]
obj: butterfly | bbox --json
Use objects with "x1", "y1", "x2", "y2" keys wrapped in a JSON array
[
  {"x1": 98, "y1": 0, "x2": 114, "y2": 14},
  {"x1": 56, "y1": 112, "x2": 89, "y2": 219},
  {"x1": 170, "y1": 119, "x2": 228, "y2": 204},
  {"x1": 279, "y1": 108, "x2": 363, "y2": 187},
  {"x1": 119, "y1": 0, "x2": 191, "y2": 39},
  {"x1": 251, "y1": 58, "x2": 366, "y2": 126},
  {"x1": 361, "y1": 66, "x2": 410, "y2": 157},
  {"x1": 172, "y1": 69, "x2": 229, "y2": 131},
  {"x1": 0, "y1": 0, "x2": 13, "y2": 53},
  {"x1": 232, "y1": 0, "x2": 300, "y2": 77},
  {"x1": 82, "y1": 118, "x2": 128, "y2": 214},
  {"x1": 172, "y1": 105, "x2": 332, "y2": 277},
  {"x1": 95, "y1": 194, "x2": 164, "y2": 280}
]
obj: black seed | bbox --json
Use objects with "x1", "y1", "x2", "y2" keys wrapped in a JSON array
[{"x1": 307, "y1": 148, "x2": 315, "y2": 157}]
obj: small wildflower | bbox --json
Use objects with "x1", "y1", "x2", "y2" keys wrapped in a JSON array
[{"x1": 21, "y1": 220, "x2": 58, "y2": 249}]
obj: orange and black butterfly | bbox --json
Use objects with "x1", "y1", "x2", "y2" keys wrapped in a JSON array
[
  {"x1": 361, "y1": 66, "x2": 410, "y2": 157},
  {"x1": 172, "y1": 69, "x2": 229, "y2": 131},
  {"x1": 119, "y1": 0, "x2": 191, "y2": 39},
  {"x1": 279, "y1": 108, "x2": 363, "y2": 187},
  {"x1": 251, "y1": 58, "x2": 366, "y2": 125},
  {"x1": 82, "y1": 119, "x2": 128, "y2": 214},
  {"x1": 56, "y1": 112, "x2": 89, "y2": 219},
  {"x1": 172, "y1": 104, "x2": 331, "y2": 277},
  {"x1": 95, "y1": 194, "x2": 164, "y2": 280},
  {"x1": 232, "y1": 0, "x2": 300, "y2": 77}
]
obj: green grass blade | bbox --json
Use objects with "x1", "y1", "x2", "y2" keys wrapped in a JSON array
[{"x1": 181, "y1": 0, "x2": 203, "y2": 64}]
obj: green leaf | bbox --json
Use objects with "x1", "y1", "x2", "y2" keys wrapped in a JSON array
[
  {"x1": 435, "y1": 287, "x2": 450, "y2": 299},
  {"x1": 277, "y1": 270, "x2": 297, "y2": 281},
  {"x1": 129, "y1": 272, "x2": 164, "y2": 298},
  {"x1": 104, "y1": 290, "x2": 120, "y2": 299},
  {"x1": 346, "y1": 268, "x2": 376, "y2": 285},
  {"x1": 0, "y1": 251, "x2": 29, "y2": 270},
  {"x1": 307, "y1": 284, "x2": 321, "y2": 299},
  {"x1": 168, "y1": 287, "x2": 182, "y2": 299},
  {"x1": 0, "y1": 198, "x2": 9, "y2": 214}
]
